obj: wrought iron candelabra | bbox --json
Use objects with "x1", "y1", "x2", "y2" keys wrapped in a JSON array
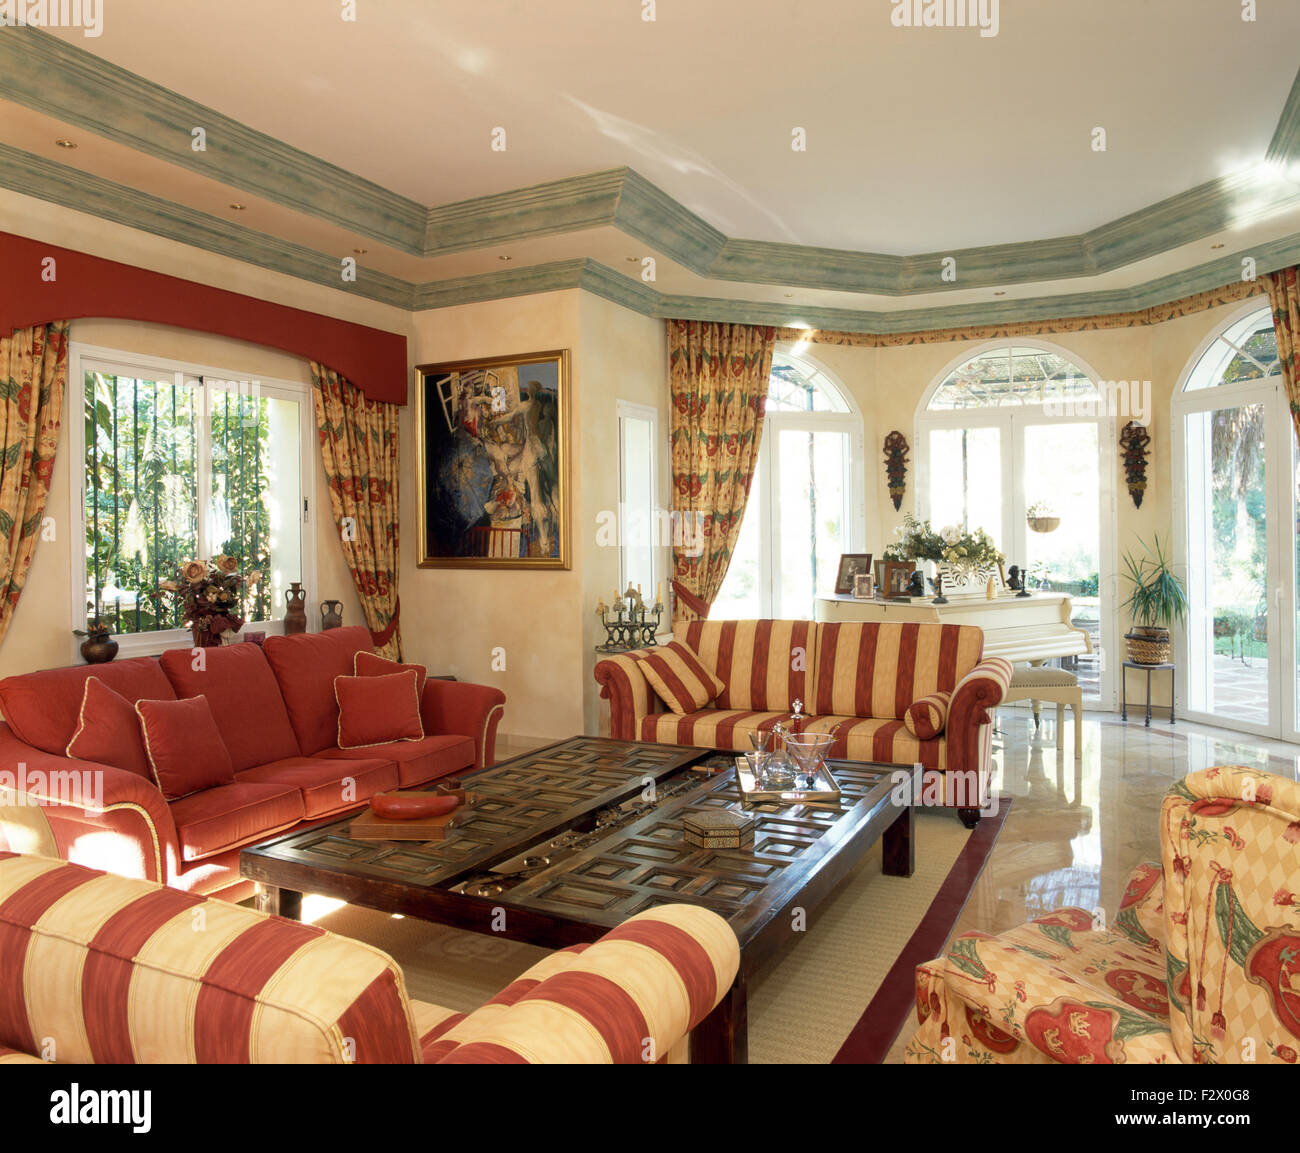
[{"x1": 596, "y1": 582, "x2": 665, "y2": 652}]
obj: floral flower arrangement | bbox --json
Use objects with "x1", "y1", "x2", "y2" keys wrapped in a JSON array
[
  {"x1": 883, "y1": 513, "x2": 1003, "y2": 575},
  {"x1": 1026, "y1": 500, "x2": 1057, "y2": 519},
  {"x1": 159, "y1": 556, "x2": 261, "y2": 644}
]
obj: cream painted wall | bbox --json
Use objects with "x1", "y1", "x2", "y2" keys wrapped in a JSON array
[
  {"x1": 403, "y1": 291, "x2": 668, "y2": 741},
  {"x1": 404, "y1": 292, "x2": 586, "y2": 741},
  {"x1": 577, "y1": 293, "x2": 669, "y2": 734}
]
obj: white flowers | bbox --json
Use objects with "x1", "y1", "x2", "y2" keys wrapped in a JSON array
[{"x1": 940, "y1": 524, "x2": 963, "y2": 546}]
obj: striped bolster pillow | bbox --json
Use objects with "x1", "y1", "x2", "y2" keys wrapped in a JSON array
[
  {"x1": 634, "y1": 641, "x2": 725, "y2": 714},
  {"x1": 903, "y1": 690, "x2": 951, "y2": 740}
]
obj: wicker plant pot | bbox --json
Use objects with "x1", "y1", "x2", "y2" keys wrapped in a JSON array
[
  {"x1": 1125, "y1": 627, "x2": 1171, "y2": 665},
  {"x1": 1027, "y1": 515, "x2": 1061, "y2": 533}
]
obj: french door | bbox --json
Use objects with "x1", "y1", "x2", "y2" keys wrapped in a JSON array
[
  {"x1": 1175, "y1": 378, "x2": 1298, "y2": 740},
  {"x1": 920, "y1": 409, "x2": 1114, "y2": 706}
]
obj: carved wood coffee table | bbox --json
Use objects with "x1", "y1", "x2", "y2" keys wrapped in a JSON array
[{"x1": 240, "y1": 736, "x2": 916, "y2": 1063}]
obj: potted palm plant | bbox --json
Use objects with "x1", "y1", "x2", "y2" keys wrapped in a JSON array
[{"x1": 1120, "y1": 535, "x2": 1187, "y2": 665}]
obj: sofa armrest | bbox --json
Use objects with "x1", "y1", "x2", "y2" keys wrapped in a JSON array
[
  {"x1": 1114, "y1": 860, "x2": 1165, "y2": 948},
  {"x1": 593, "y1": 650, "x2": 662, "y2": 741},
  {"x1": 946, "y1": 656, "x2": 1013, "y2": 769},
  {"x1": 0, "y1": 727, "x2": 177, "y2": 885},
  {"x1": 420, "y1": 680, "x2": 505, "y2": 769},
  {"x1": 431, "y1": 904, "x2": 740, "y2": 1064}
]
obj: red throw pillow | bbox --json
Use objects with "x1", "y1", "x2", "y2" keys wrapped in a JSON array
[
  {"x1": 634, "y1": 641, "x2": 725, "y2": 715},
  {"x1": 335, "y1": 669, "x2": 424, "y2": 749},
  {"x1": 135, "y1": 696, "x2": 237, "y2": 800},
  {"x1": 354, "y1": 650, "x2": 428, "y2": 698},
  {"x1": 65, "y1": 677, "x2": 153, "y2": 779}
]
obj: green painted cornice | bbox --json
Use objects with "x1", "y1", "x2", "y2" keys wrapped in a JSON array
[
  {"x1": 10, "y1": 27, "x2": 1300, "y2": 300},
  {"x1": 0, "y1": 143, "x2": 416, "y2": 309},
  {"x1": 1266, "y1": 65, "x2": 1300, "y2": 166},
  {"x1": 411, "y1": 259, "x2": 588, "y2": 309},
  {"x1": 0, "y1": 27, "x2": 429, "y2": 253},
  {"x1": 424, "y1": 170, "x2": 626, "y2": 256}
]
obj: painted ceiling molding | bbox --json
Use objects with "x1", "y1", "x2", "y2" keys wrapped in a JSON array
[
  {"x1": 6, "y1": 28, "x2": 1300, "y2": 300},
  {"x1": 770, "y1": 279, "x2": 1267, "y2": 349}
]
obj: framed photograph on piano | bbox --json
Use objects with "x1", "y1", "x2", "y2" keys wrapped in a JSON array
[{"x1": 834, "y1": 552, "x2": 874, "y2": 595}]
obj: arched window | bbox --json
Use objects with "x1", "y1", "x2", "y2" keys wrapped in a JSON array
[
  {"x1": 1174, "y1": 303, "x2": 1297, "y2": 739},
  {"x1": 713, "y1": 349, "x2": 863, "y2": 619},
  {"x1": 919, "y1": 340, "x2": 1113, "y2": 703}
]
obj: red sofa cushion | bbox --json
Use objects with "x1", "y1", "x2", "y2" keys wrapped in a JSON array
[
  {"x1": 0, "y1": 657, "x2": 176, "y2": 755},
  {"x1": 236, "y1": 755, "x2": 399, "y2": 819},
  {"x1": 169, "y1": 780, "x2": 304, "y2": 861},
  {"x1": 65, "y1": 677, "x2": 152, "y2": 780},
  {"x1": 316, "y1": 734, "x2": 475, "y2": 787},
  {"x1": 136, "y1": 696, "x2": 237, "y2": 801},
  {"x1": 262, "y1": 627, "x2": 372, "y2": 755},
  {"x1": 159, "y1": 643, "x2": 300, "y2": 772},
  {"x1": 335, "y1": 670, "x2": 424, "y2": 749},
  {"x1": 355, "y1": 650, "x2": 428, "y2": 697}
]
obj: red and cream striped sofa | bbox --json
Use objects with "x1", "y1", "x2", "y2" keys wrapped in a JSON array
[
  {"x1": 594, "y1": 619, "x2": 1013, "y2": 826},
  {"x1": 0, "y1": 852, "x2": 740, "y2": 1064}
]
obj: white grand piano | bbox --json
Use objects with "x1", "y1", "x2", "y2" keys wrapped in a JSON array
[{"x1": 814, "y1": 591, "x2": 1092, "y2": 665}]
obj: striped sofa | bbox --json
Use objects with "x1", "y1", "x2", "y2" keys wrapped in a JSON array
[
  {"x1": 0, "y1": 852, "x2": 740, "y2": 1064},
  {"x1": 594, "y1": 619, "x2": 1013, "y2": 826}
]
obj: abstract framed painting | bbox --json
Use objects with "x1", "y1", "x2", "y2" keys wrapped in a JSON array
[{"x1": 415, "y1": 350, "x2": 570, "y2": 569}]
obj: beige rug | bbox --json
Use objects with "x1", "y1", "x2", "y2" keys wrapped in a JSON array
[{"x1": 306, "y1": 809, "x2": 971, "y2": 1063}]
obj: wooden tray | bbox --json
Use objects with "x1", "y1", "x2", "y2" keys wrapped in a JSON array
[{"x1": 348, "y1": 791, "x2": 478, "y2": 841}]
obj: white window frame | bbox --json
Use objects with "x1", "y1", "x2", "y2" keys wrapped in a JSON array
[
  {"x1": 916, "y1": 338, "x2": 1119, "y2": 709},
  {"x1": 724, "y1": 347, "x2": 866, "y2": 618},
  {"x1": 615, "y1": 399, "x2": 660, "y2": 599},
  {"x1": 1171, "y1": 300, "x2": 1297, "y2": 742},
  {"x1": 67, "y1": 342, "x2": 319, "y2": 661}
]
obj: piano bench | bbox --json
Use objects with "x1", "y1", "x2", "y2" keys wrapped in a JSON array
[{"x1": 1002, "y1": 666, "x2": 1082, "y2": 763}]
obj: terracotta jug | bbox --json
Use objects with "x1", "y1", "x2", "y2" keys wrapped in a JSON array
[
  {"x1": 284, "y1": 582, "x2": 308, "y2": 634},
  {"x1": 320, "y1": 600, "x2": 344, "y2": 630}
]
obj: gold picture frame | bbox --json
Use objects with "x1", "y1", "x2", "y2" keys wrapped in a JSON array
[{"x1": 414, "y1": 349, "x2": 571, "y2": 570}]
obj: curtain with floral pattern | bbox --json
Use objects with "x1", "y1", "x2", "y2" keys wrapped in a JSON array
[
  {"x1": 310, "y1": 362, "x2": 402, "y2": 659},
  {"x1": 667, "y1": 320, "x2": 775, "y2": 623},
  {"x1": 0, "y1": 322, "x2": 67, "y2": 648},
  {"x1": 1264, "y1": 267, "x2": 1300, "y2": 451}
]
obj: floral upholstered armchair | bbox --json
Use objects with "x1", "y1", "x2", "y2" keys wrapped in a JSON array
[{"x1": 906, "y1": 765, "x2": 1300, "y2": 1064}]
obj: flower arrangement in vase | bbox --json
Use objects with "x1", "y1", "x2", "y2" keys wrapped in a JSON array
[
  {"x1": 883, "y1": 512, "x2": 1003, "y2": 587},
  {"x1": 159, "y1": 556, "x2": 261, "y2": 646}
]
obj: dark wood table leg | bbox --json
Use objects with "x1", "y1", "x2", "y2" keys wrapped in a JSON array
[
  {"x1": 690, "y1": 971, "x2": 747, "y2": 1064},
  {"x1": 882, "y1": 804, "x2": 915, "y2": 877},
  {"x1": 255, "y1": 883, "x2": 302, "y2": 920}
]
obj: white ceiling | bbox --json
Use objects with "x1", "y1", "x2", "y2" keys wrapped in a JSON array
[{"x1": 42, "y1": 0, "x2": 1300, "y2": 254}]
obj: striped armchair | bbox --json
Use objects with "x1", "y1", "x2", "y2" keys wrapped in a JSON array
[
  {"x1": 595, "y1": 619, "x2": 1012, "y2": 826},
  {"x1": 0, "y1": 852, "x2": 740, "y2": 1064}
]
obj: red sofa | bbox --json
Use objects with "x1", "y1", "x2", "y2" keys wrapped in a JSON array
[{"x1": 0, "y1": 627, "x2": 505, "y2": 902}]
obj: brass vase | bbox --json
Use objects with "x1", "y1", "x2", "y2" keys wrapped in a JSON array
[
  {"x1": 79, "y1": 628, "x2": 118, "y2": 664},
  {"x1": 284, "y1": 582, "x2": 308, "y2": 634}
]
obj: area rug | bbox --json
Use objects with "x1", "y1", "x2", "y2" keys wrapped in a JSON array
[{"x1": 305, "y1": 799, "x2": 1010, "y2": 1064}]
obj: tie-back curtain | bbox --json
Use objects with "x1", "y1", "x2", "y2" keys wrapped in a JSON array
[
  {"x1": 0, "y1": 322, "x2": 67, "y2": 649},
  {"x1": 310, "y1": 362, "x2": 402, "y2": 660},
  {"x1": 667, "y1": 319, "x2": 775, "y2": 624},
  {"x1": 1264, "y1": 267, "x2": 1300, "y2": 452}
]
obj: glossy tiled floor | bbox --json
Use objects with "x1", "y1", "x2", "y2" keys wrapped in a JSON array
[{"x1": 959, "y1": 703, "x2": 1300, "y2": 938}]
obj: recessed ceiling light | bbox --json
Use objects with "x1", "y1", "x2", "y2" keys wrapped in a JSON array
[
  {"x1": 498, "y1": 255, "x2": 512, "y2": 262},
  {"x1": 229, "y1": 203, "x2": 246, "y2": 211},
  {"x1": 784, "y1": 293, "x2": 794, "y2": 298},
  {"x1": 353, "y1": 248, "x2": 367, "y2": 255},
  {"x1": 626, "y1": 256, "x2": 639, "y2": 263},
  {"x1": 1210, "y1": 243, "x2": 1225, "y2": 249},
  {"x1": 993, "y1": 291, "x2": 1006, "y2": 296},
  {"x1": 54, "y1": 138, "x2": 77, "y2": 149}
]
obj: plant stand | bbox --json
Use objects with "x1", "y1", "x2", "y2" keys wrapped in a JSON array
[{"x1": 1121, "y1": 659, "x2": 1175, "y2": 727}]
